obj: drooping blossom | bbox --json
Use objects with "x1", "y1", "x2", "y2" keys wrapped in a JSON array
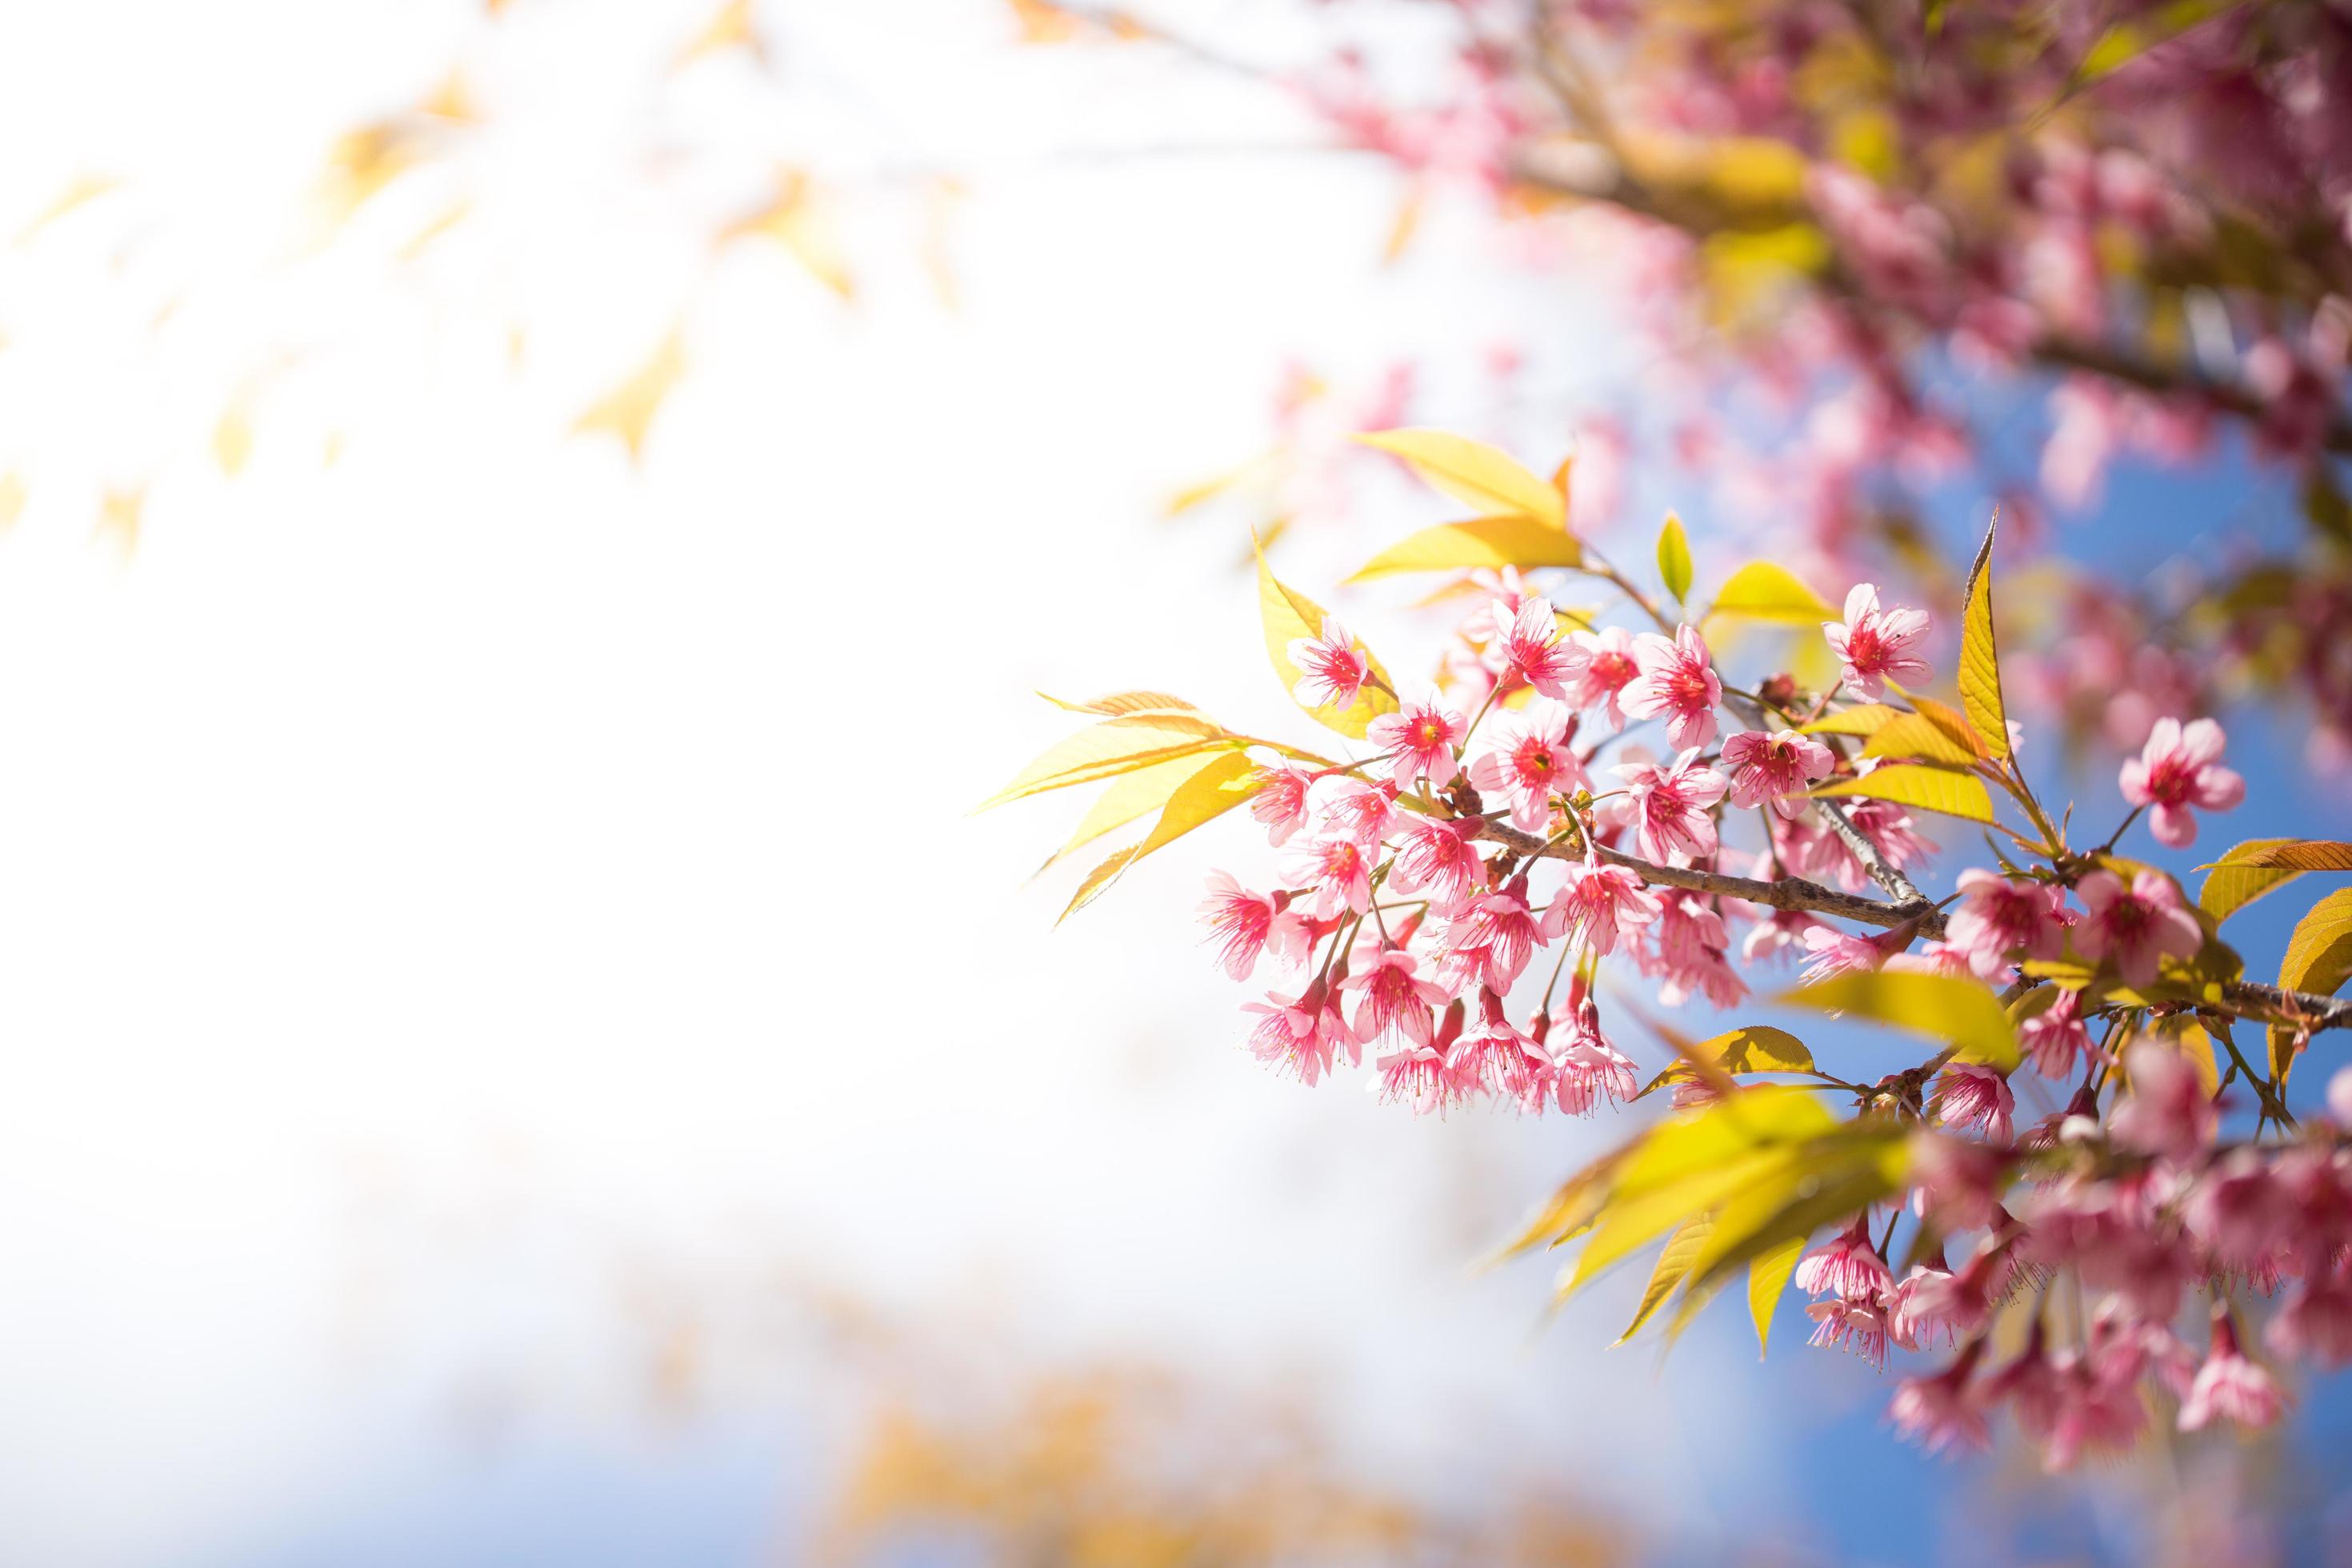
[
  {"x1": 1286, "y1": 616, "x2": 1371, "y2": 711},
  {"x1": 1242, "y1": 986, "x2": 1343, "y2": 1086},
  {"x1": 1247, "y1": 762, "x2": 1314, "y2": 846},
  {"x1": 1611, "y1": 747, "x2": 1727, "y2": 862},
  {"x1": 1550, "y1": 1015, "x2": 1639, "y2": 1117},
  {"x1": 1307, "y1": 774, "x2": 1398, "y2": 848},
  {"x1": 1197, "y1": 871, "x2": 1308, "y2": 981},
  {"x1": 2108, "y1": 1041, "x2": 2217, "y2": 1160},
  {"x1": 1278, "y1": 832, "x2": 1374, "y2": 918},
  {"x1": 1798, "y1": 924, "x2": 1882, "y2": 984},
  {"x1": 1823, "y1": 584, "x2": 1933, "y2": 698},
  {"x1": 1807, "y1": 1295, "x2": 1892, "y2": 1368},
  {"x1": 2118, "y1": 716, "x2": 2245, "y2": 848},
  {"x1": 1890, "y1": 1362, "x2": 1991, "y2": 1454},
  {"x1": 1946, "y1": 870, "x2": 2067, "y2": 979},
  {"x1": 1490, "y1": 596, "x2": 1577, "y2": 699},
  {"x1": 1618, "y1": 624, "x2": 1722, "y2": 750},
  {"x1": 1931, "y1": 1062, "x2": 2016, "y2": 1143},
  {"x1": 1434, "y1": 885, "x2": 1543, "y2": 994},
  {"x1": 2019, "y1": 987, "x2": 2091, "y2": 1078},
  {"x1": 2268, "y1": 1268, "x2": 2352, "y2": 1366},
  {"x1": 1541, "y1": 857, "x2": 1662, "y2": 955},
  {"x1": 2073, "y1": 870, "x2": 2201, "y2": 988},
  {"x1": 1387, "y1": 814, "x2": 1486, "y2": 914},
  {"x1": 1450, "y1": 989, "x2": 1551, "y2": 1106},
  {"x1": 1341, "y1": 945, "x2": 1446, "y2": 1048},
  {"x1": 1642, "y1": 891, "x2": 1746, "y2": 1007},
  {"x1": 2178, "y1": 1312, "x2": 2286, "y2": 1433},
  {"x1": 1796, "y1": 1218, "x2": 1894, "y2": 1302},
  {"x1": 1466, "y1": 700, "x2": 1586, "y2": 830},
  {"x1": 1719, "y1": 729, "x2": 1834, "y2": 818},
  {"x1": 1742, "y1": 906, "x2": 1826, "y2": 966},
  {"x1": 1558, "y1": 625, "x2": 1642, "y2": 730},
  {"x1": 1365, "y1": 686, "x2": 1468, "y2": 790}
]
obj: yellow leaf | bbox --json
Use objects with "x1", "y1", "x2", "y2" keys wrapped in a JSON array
[
  {"x1": 1495, "y1": 1145, "x2": 1633, "y2": 1258},
  {"x1": 96, "y1": 487, "x2": 143, "y2": 558},
  {"x1": 1347, "y1": 516, "x2": 1583, "y2": 582},
  {"x1": 2214, "y1": 840, "x2": 2352, "y2": 872},
  {"x1": 1256, "y1": 538, "x2": 1398, "y2": 740},
  {"x1": 1656, "y1": 512, "x2": 1693, "y2": 602},
  {"x1": 214, "y1": 393, "x2": 254, "y2": 477},
  {"x1": 15, "y1": 173, "x2": 120, "y2": 247},
  {"x1": 1354, "y1": 429, "x2": 1563, "y2": 528},
  {"x1": 1749, "y1": 1234, "x2": 1804, "y2": 1358},
  {"x1": 1682, "y1": 1126, "x2": 1909, "y2": 1293},
  {"x1": 0, "y1": 472, "x2": 24, "y2": 530},
  {"x1": 722, "y1": 168, "x2": 855, "y2": 301},
  {"x1": 1036, "y1": 690, "x2": 1202, "y2": 718},
  {"x1": 1779, "y1": 970, "x2": 2020, "y2": 1069},
  {"x1": 1059, "y1": 846, "x2": 1136, "y2": 922},
  {"x1": 1618, "y1": 1215, "x2": 1714, "y2": 1344},
  {"x1": 1957, "y1": 519, "x2": 2010, "y2": 761},
  {"x1": 1802, "y1": 705, "x2": 1900, "y2": 738},
  {"x1": 1057, "y1": 752, "x2": 1264, "y2": 923},
  {"x1": 1042, "y1": 754, "x2": 1216, "y2": 871},
  {"x1": 2272, "y1": 887, "x2": 2352, "y2": 1082},
  {"x1": 675, "y1": 0, "x2": 766, "y2": 67},
  {"x1": 572, "y1": 330, "x2": 686, "y2": 462},
  {"x1": 1810, "y1": 763, "x2": 1996, "y2": 824},
  {"x1": 1862, "y1": 713, "x2": 1979, "y2": 767},
  {"x1": 1635, "y1": 1024, "x2": 1816, "y2": 1098},
  {"x1": 1908, "y1": 694, "x2": 1990, "y2": 760},
  {"x1": 978, "y1": 714, "x2": 1235, "y2": 812},
  {"x1": 2199, "y1": 838, "x2": 2310, "y2": 924},
  {"x1": 1705, "y1": 561, "x2": 1838, "y2": 627}
]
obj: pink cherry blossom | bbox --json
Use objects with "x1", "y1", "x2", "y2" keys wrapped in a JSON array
[
  {"x1": 1286, "y1": 615, "x2": 1370, "y2": 712},
  {"x1": 1278, "y1": 832, "x2": 1374, "y2": 918},
  {"x1": 1890, "y1": 1366, "x2": 1991, "y2": 1454},
  {"x1": 1798, "y1": 924, "x2": 1882, "y2": 983},
  {"x1": 1947, "y1": 869, "x2": 2067, "y2": 979},
  {"x1": 1365, "y1": 686, "x2": 1467, "y2": 790},
  {"x1": 1718, "y1": 728, "x2": 1834, "y2": 818},
  {"x1": 1618, "y1": 624, "x2": 1722, "y2": 750},
  {"x1": 1612, "y1": 747, "x2": 1727, "y2": 862},
  {"x1": 1931, "y1": 1062, "x2": 2015, "y2": 1143},
  {"x1": 1450, "y1": 989, "x2": 1551, "y2": 1105},
  {"x1": 1247, "y1": 762, "x2": 1315, "y2": 846},
  {"x1": 1242, "y1": 986, "x2": 1342, "y2": 1086},
  {"x1": 2178, "y1": 1314, "x2": 2286, "y2": 1433},
  {"x1": 1197, "y1": 871, "x2": 1308, "y2": 981},
  {"x1": 2073, "y1": 870, "x2": 2202, "y2": 988},
  {"x1": 1387, "y1": 814, "x2": 1487, "y2": 914},
  {"x1": 1341, "y1": 946, "x2": 1446, "y2": 1048},
  {"x1": 1306, "y1": 774, "x2": 1398, "y2": 847},
  {"x1": 1541, "y1": 858, "x2": 1661, "y2": 955},
  {"x1": 2108, "y1": 1041, "x2": 2217, "y2": 1160},
  {"x1": 2269, "y1": 1269, "x2": 2352, "y2": 1366},
  {"x1": 1557, "y1": 625, "x2": 1642, "y2": 730},
  {"x1": 1796, "y1": 1218, "x2": 1894, "y2": 1301},
  {"x1": 1823, "y1": 583, "x2": 1933, "y2": 698},
  {"x1": 2118, "y1": 716, "x2": 2245, "y2": 848},
  {"x1": 1550, "y1": 1030, "x2": 1638, "y2": 1116},
  {"x1": 1490, "y1": 596, "x2": 1577, "y2": 700},
  {"x1": 2019, "y1": 987, "x2": 2090, "y2": 1078},
  {"x1": 1466, "y1": 700, "x2": 1586, "y2": 830},
  {"x1": 1374, "y1": 1042, "x2": 1467, "y2": 1116},
  {"x1": 1434, "y1": 886, "x2": 1543, "y2": 994}
]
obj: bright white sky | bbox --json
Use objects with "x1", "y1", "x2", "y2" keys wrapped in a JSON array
[{"x1": 0, "y1": 4, "x2": 1881, "y2": 1562}]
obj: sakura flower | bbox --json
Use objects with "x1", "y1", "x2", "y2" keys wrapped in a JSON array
[
  {"x1": 2019, "y1": 988, "x2": 2091, "y2": 1078},
  {"x1": 1341, "y1": 946, "x2": 1446, "y2": 1048},
  {"x1": 1807, "y1": 1295, "x2": 1891, "y2": 1367},
  {"x1": 1642, "y1": 891, "x2": 1746, "y2": 1007},
  {"x1": 1823, "y1": 583, "x2": 1933, "y2": 698},
  {"x1": 1551, "y1": 1032, "x2": 1638, "y2": 1117},
  {"x1": 2073, "y1": 870, "x2": 2202, "y2": 987},
  {"x1": 1374, "y1": 1042, "x2": 1467, "y2": 1116},
  {"x1": 1247, "y1": 763, "x2": 1315, "y2": 846},
  {"x1": 2108, "y1": 1040, "x2": 2218, "y2": 1160},
  {"x1": 1286, "y1": 616, "x2": 1371, "y2": 712},
  {"x1": 1890, "y1": 1361, "x2": 1991, "y2": 1454},
  {"x1": 1742, "y1": 906, "x2": 1826, "y2": 966},
  {"x1": 1930, "y1": 1062, "x2": 2016, "y2": 1143},
  {"x1": 1387, "y1": 814, "x2": 1487, "y2": 914},
  {"x1": 1306, "y1": 774, "x2": 1399, "y2": 847},
  {"x1": 1278, "y1": 832, "x2": 1374, "y2": 918},
  {"x1": 1946, "y1": 869, "x2": 2067, "y2": 979},
  {"x1": 1558, "y1": 625, "x2": 1642, "y2": 730},
  {"x1": 1618, "y1": 624, "x2": 1722, "y2": 750},
  {"x1": 1490, "y1": 596, "x2": 1578, "y2": 699},
  {"x1": 1365, "y1": 686, "x2": 1467, "y2": 790},
  {"x1": 1541, "y1": 858, "x2": 1662, "y2": 955},
  {"x1": 1434, "y1": 886, "x2": 1542, "y2": 994},
  {"x1": 2118, "y1": 716, "x2": 2245, "y2": 848},
  {"x1": 1612, "y1": 747, "x2": 1727, "y2": 862},
  {"x1": 1798, "y1": 924, "x2": 1882, "y2": 984},
  {"x1": 1242, "y1": 986, "x2": 1342, "y2": 1086},
  {"x1": 1197, "y1": 871, "x2": 1308, "y2": 981},
  {"x1": 1466, "y1": 700, "x2": 1586, "y2": 830},
  {"x1": 1796, "y1": 1218, "x2": 1894, "y2": 1301},
  {"x1": 2268, "y1": 1269, "x2": 2352, "y2": 1366},
  {"x1": 1719, "y1": 729, "x2": 1834, "y2": 818},
  {"x1": 2178, "y1": 1314, "x2": 2286, "y2": 1433},
  {"x1": 1450, "y1": 990, "x2": 1551, "y2": 1106}
]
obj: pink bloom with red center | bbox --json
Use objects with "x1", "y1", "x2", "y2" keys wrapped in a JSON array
[
  {"x1": 1551, "y1": 1030, "x2": 1638, "y2": 1117},
  {"x1": 1286, "y1": 615, "x2": 1371, "y2": 712},
  {"x1": 1719, "y1": 729, "x2": 1835, "y2": 818},
  {"x1": 1823, "y1": 583, "x2": 1933, "y2": 698},
  {"x1": 1931, "y1": 1062, "x2": 2016, "y2": 1143},
  {"x1": 1947, "y1": 869, "x2": 2068, "y2": 979},
  {"x1": 2074, "y1": 870, "x2": 2202, "y2": 987},
  {"x1": 1796, "y1": 1219, "x2": 1894, "y2": 1302},
  {"x1": 1541, "y1": 858, "x2": 1662, "y2": 955},
  {"x1": 1197, "y1": 871, "x2": 1309, "y2": 981},
  {"x1": 1807, "y1": 1296, "x2": 1891, "y2": 1367},
  {"x1": 1365, "y1": 686, "x2": 1467, "y2": 790},
  {"x1": 2178, "y1": 1314, "x2": 2286, "y2": 1433},
  {"x1": 1618, "y1": 624, "x2": 1722, "y2": 750},
  {"x1": 1247, "y1": 763, "x2": 1315, "y2": 846},
  {"x1": 1242, "y1": 987, "x2": 1342, "y2": 1086},
  {"x1": 2118, "y1": 716, "x2": 2245, "y2": 848},
  {"x1": 1434, "y1": 886, "x2": 1543, "y2": 994},
  {"x1": 1466, "y1": 700, "x2": 1586, "y2": 830},
  {"x1": 1890, "y1": 1363, "x2": 1991, "y2": 1454},
  {"x1": 2109, "y1": 1040, "x2": 2218, "y2": 1159},
  {"x1": 2019, "y1": 988, "x2": 2091, "y2": 1078},
  {"x1": 1613, "y1": 747, "x2": 1727, "y2": 862},
  {"x1": 1374, "y1": 1042, "x2": 1468, "y2": 1116},
  {"x1": 1449, "y1": 990, "x2": 1550, "y2": 1105},
  {"x1": 1342, "y1": 946, "x2": 1447, "y2": 1048},
  {"x1": 1558, "y1": 625, "x2": 1642, "y2": 730},
  {"x1": 1306, "y1": 774, "x2": 1398, "y2": 847},
  {"x1": 1278, "y1": 832, "x2": 1374, "y2": 918},
  {"x1": 1638, "y1": 890, "x2": 1746, "y2": 1007},
  {"x1": 1388, "y1": 814, "x2": 1487, "y2": 914},
  {"x1": 1491, "y1": 597, "x2": 1577, "y2": 699}
]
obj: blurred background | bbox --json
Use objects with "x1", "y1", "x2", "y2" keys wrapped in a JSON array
[{"x1": 1, "y1": 2, "x2": 2348, "y2": 1563}]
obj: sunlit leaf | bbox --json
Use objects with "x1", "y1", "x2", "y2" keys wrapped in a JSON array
[
  {"x1": 572, "y1": 330, "x2": 686, "y2": 462},
  {"x1": 1957, "y1": 519, "x2": 2010, "y2": 761},
  {"x1": 1060, "y1": 845, "x2": 1137, "y2": 922},
  {"x1": 1749, "y1": 1234, "x2": 1804, "y2": 1358},
  {"x1": 1810, "y1": 763, "x2": 1996, "y2": 823},
  {"x1": 1635, "y1": 1024, "x2": 1815, "y2": 1098},
  {"x1": 1256, "y1": 537, "x2": 1398, "y2": 739},
  {"x1": 1656, "y1": 512, "x2": 1692, "y2": 602},
  {"x1": 1036, "y1": 690, "x2": 1202, "y2": 718},
  {"x1": 1354, "y1": 429, "x2": 1564, "y2": 527},
  {"x1": 1057, "y1": 751, "x2": 1262, "y2": 922},
  {"x1": 2211, "y1": 841, "x2": 2352, "y2": 872},
  {"x1": 1779, "y1": 970, "x2": 2019, "y2": 1069},
  {"x1": 1618, "y1": 1214, "x2": 1713, "y2": 1343},
  {"x1": 1039, "y1": 753, "x2": 1218, "y2": 873},
  {"x1": 1704, "y1": 561, "x2": 1838, "y2": 626},
  {"x1": 1683, "y1": 1126, "x2": 1909, "y2": 1294},
  {"x1": 1347, "y1": 516, "x2": 1583, "y2": 582},
  {"x1": 1496, "y1": 1145, "x2": 1634, "y2": 1258},
  {"x1": 722, "y1": 169, "x2": 855, "y2": 301},
  {"x1": 1801, "y1": 705, "x2": 1900, "y2": 738},
  {"x1": 675, "y1": 0, "x2": 766, "y2": 67},
  {"x1": 1908, "y1": 694, "x2": 1990, "y2": 760},
  {"x1": 16, "y1": 173, "x2": 121, "y2": 247},
  {"x1": 978, "y1": 714, "x2": 1236, "y2": 811},
  {"x1": 1862, "y1": 713, "x2": 1979, "y2": 767},
  {"x1": 2198, "y1": 838, "x2": 2308, "y2": 924},
  {"x1": 2272, "y1": 887, "x2": 2352, "y2": 1084}
]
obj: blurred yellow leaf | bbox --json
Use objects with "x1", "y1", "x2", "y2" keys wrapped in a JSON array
[
  {"x1": 724, "y1": 169, "x2": 856, "y2": 302},
  {"x1": 0, "y1": 472, "x2": 25, "y2": 529},
  {"x1": 979, "y1": 714, "x2": 1235, "y2": 812},
  {"x1": 1037, "y1": 690, "x2": 1202, "y2": 718},
  {"x1": 1058, "y1": 751, "x2": 1263, "y2": 922},
  {"x1": 1802, "y1": 704, "x2": 1900, "y2": 737},
  {"x1": 96, "y1": 487, "x2": 144, "y2": 558},
  {"x1": 1779, "y1": 970, "x2": 2019, "y2": 1069},
  {"x1": 15, "y1": 174, "x2": 119, "y2": 247},
  {"x1": 1656, "y1": 512, "x2": 1692, "y2": 602},
  {"x1": 1618, "y1": 1215, "x2": 1713, "y2": 1343},
  {"x1": 1354, "y1": 430, "x2": 1564, "y2": 528},
  {"x1": 213, "y1": 395, "x2": 254, "y2": 477},
  {"x1": 676, "y1": 0, "x2": 766, "y2": 67},
  {"x1": 1810, "y1": 762, "x2": 1995, "y2": 823},
  {"x1": 1347, "y1": 516, "x2": 1583, "y2": 582},
  {"x1": 573, "y1": 330, "x2": 686, "y2": 462},
  {"x1": 1749, "y1": 1234, "x2": 1804, "y2": 1357},
  {"x1": 1705, "y1": 561, "x2": 1837, "y2": 626}
]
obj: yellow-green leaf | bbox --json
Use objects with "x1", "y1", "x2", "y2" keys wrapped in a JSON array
[
  {"x1": 1354, "y1": 428, "x2": 1563, "y2": 527},
  {"x1": 1705, "y1": 561, "x2": 1838, "y2": 627},
  {"x1": 1657, "y1": 511, "x2": 1693, "y2": 602},
  {"x1": 2216, "y1": 841, "x2": 2352, "y2": 872},
  {"x1": 1255, "y1": 538, "x2": 1400, "y2": 740},
  {"x1": 1802, "y1": 705, "x2": 1901, "y2": 738},
  {"x1": 1910, "y1": 694, "x2": 1991, "y2": 760},
  {"x1": 1055, "y1": 752, "x2": 1264, "y2": 924},
  {"x1": 1862, "y1": 713, "x2": 1980, "y2": 767},
  {"x1": 1495, "y1": 1145, "x2": 1634, "y2": 1258},
  {"x1": 1749, "y1": 1234, "x2": 1804, "y2": 1358},
  {"x1": 1636, "y1": 1024, "x2": 1817, "y2": 1097},
  {"x1": 1778, "y1": 970, "x2": 2020, "y2": 1068},
  {"x1": 1957, "y1": 518, "x2": 2010, "y2": 761},
  {"x1": 1810, "y1": 763, "x2": 1997, "y2": 824},
  {"x1": 2198, "y1": 838, "x2": 2309, "y2": 924},
  {"x1": 2272, "y1": 887, "x2": 2352, "y2": 1083},
  {"x1": 1347, "y1": 516, "x2": 1583, "y2": 582},
  {"x1": 980, "y1": 714, "x2": 1235, "y2": 811},
  {"x1": 1036, "y1": 689, "x2": 1202, "y2": 718},
  {"x1": 1060, "y1": 845, "x2": 1137, "y2": 922},
  {"x1": 1042, "y1": 753, "x2": 1227, "y2": 871},
  {"x1": 1683, "y1": 1127, "x2": 1909, "y2": 1293},
  {"x1": 1619, "y1": 1214, "x2": 1713, "y2": 1343}
]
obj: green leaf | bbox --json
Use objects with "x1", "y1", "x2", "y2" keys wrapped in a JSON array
[
  {"x1": 1862, "y1": 713, "x2": 1980, "y2": 767},
  {"x1": 1683, "y1": 1128, "x2": 1909, "y2": 1294},
  {"x1": 1619, "y1": 1214, "x2": 1713, "y2": 1343},
  {"x1": 1255, "y1": 535, "x2": 1399, "y2": 740},
  {"x1": 2272, "y1": 887, "x2": 2352, "y2": 1084},
  {"x1": 1656, "y1": 511, "x2": 1693, "y2": 602},
  {"x1": 1749, "y1": 1234, "x2": 1804, "y2": 1358},
  {"x1": 1778, "y1": 970, "x2": 2019, "y2": 1069},
  {"x1": 1056, "y1": 751, "x2": 1264, "y2": 923},
  {"x1": 1347, "y1": 516, "x2": 1582, "y2": 582},
  {"x1": 1634, "y1": 1025, "x2": 1818, "y2": 1099},
  {"x1": 1703, "y1": 561, "x2": 1838, "y2": 627},
  {"x1": 979, "y1": 714, "x2": 1236, "y2": 811},
  {"x1": 1957, "y1": 518, "x2": 2010, "y2": 761},
  {"x1": 1810, "y1": 763, "x2": 1996, "y2": 824},
  {"x1": 1354, "y1": 428, "x2": 1563, "y2": 526}
]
